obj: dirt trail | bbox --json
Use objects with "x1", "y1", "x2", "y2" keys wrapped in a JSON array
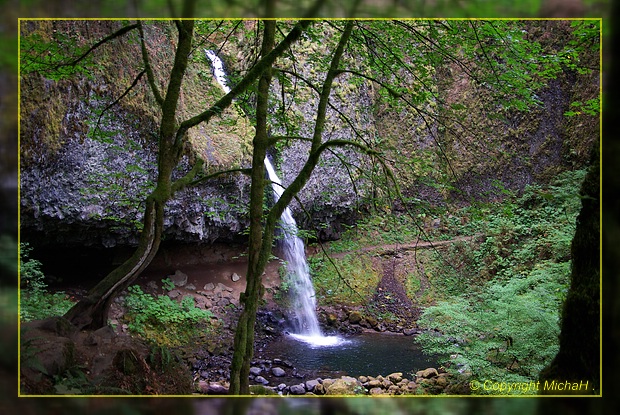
[{"x1": 325, "y1": 234, "x2": 480, "y2": 259}]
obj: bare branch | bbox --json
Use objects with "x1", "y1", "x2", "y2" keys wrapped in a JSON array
[
  {"x1": 137, "y1": 21, "x2": 164, "y2": 107},
  {"x1": 61, "y1": 23, "x2": 139, "y2": 69},
  {"x1": 90, "y1": 69, "x2": 146, "y2": 138}
]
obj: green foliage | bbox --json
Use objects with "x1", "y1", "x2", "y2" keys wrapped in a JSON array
[
  {"x1": 20, "y1": 31, "x2": 95, "y2": 80},
  {"x1": 161, "y1": 277, "x2": 175, "y2": 292},
  {"x1": 415, "y1": 169, "x2": 586, "y2": 394},
  {"x1": 309, "y1": 253, "x2": 379, "y2": 306},
  {"x1": 19, "y1": 243, "x2": 75, "y2": 322},
  {"x1": 417, "y1": 261, "x2": 569, "y2": 394},
  {"x1": 123, "y1": 285, "x2": 214, "y2": 347}
]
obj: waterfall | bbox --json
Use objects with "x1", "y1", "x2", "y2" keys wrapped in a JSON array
[{"x1": 205, "y1": 50, "x2": 343, "y2": 347}]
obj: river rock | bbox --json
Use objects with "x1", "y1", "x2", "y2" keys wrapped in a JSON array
[
  {"x1": 217, "y1": 282, "x2": 233, "y2": 292},
  {"x1": 170, "y1": 270, "x2": 188, "y2": 287},
  {"x1": 204, "y1": 282, "x2": 215, "y2": 291},
  {"x1": 167, "y1": 289, "x2": 181, "y2": 299},
  {"x1": 273, "y1": 358, "x2": 294, "y2": 368},
  {"x1": 368, "y1": 379, "x2": 382, "y2": 388},
  {"x1": 197, "y1": 380, "x2": 229, "y2": 394},
  {"x1": 365, "y1": 315, "x2": 378, "y2": 328},
  {"x1": 435, "y1": 374, "x2": 449, "y2": 388},
  {"x1": 388, "y1": 372, "x2": 403, "y2": 383},
  {"x1": 305, "y1": 379, "x2": 321, "y2": 392},
  {"x1": 348, "y1": 311, "x2": 363, "y2": 324},
  {"x1": 289, "y1": 383, "x2": 306, "y2": 395},
  {"x1": 249, "y1": 366, "x2": 262, "y2": 376},
  {"x1": 231, "y1": 272, "x2": 241, "y2": 282},
  {"x1": 369, "y1": 387, "x2": 385, "y2": 395},
  {"x1": 417, "y1": 368, "x2": 439, "y2": 379},
  {"x1": 272, "y1": 367, "x2": 286, "y2": 377},
  {"x1": 254, "y1": 376, "x2": 269, "y2": 385},
  {"x1": 326, "y1": 313, "x2": 338, "y2": 326},
  {"x1": 326, "y1": 376, "x2": 363, "y2": 395}
]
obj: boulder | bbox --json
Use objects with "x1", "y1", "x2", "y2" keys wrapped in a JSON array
[
  {"x1": 289, "y1": 383, "x2": 306, "y2": 395},
  {"x1": 403, "y1": 381, "x2": 418, "y2": 394},
  {"x1": 314, "y1": 383, "x2": 325, "y2": 395},
  {"x1": 369, "y1": 387, "x2": 385, "y2": 395},
  {"x1": 322, "y1": 379, "x2": 335, "y2": 389},
  {"x1": 388, "y1": 372, "x2": 403, "y2": 383},
  {"x1": 198, "y1": 381, "x2": 228, "y2": 395},
  {"x1": 249, "y1": 366, "x2": 262, "y2": 376},
  {"x1": 326, "y1": 376, "x2": 363, "y2": 395},
  {"x1": 326, "y1": 313, "x2": 339, "y2": 326},
  {"x1": 273, "y1": 358, "x2": 294, "y2": 368},
  {"x1": 348, "y1": 311, "x2": 363, "y2": 324},
  {"x1": 368, "y1": 379, "x2": 382, "y2": 388},
  {"x1": 272, "y1": 367, "x2": 286, "y2": 377},
  {"x1": 170, "y1": 270, "x2": 188, "y2": 287},
  {"x1": 365, "y1": 315, "x2": 378, "y2": 328},
  {"x1": 167, "y1": 289, "x2": 181, "y2": 299},
  {"x1": 204, "y1": 283, "x2": 215, "y2": 291},
  {"x1": 416, "y1": 368, "x2": 439, "y2": 379},
  {"x1": 231, "y1": 272, "x2": 241, "y2": 282},
  {"x1": 254, "y1": 376, "x2": 269, "y2": 385},
  {"x1": 435, "y1": 374, "x2": 449, "y2": 388},
  {"x1": 217, "y1": 282, "x2": 233, "y2": 292},
  {"x1": 305, "y1": 379, "x2": 321, "y2": 392}
]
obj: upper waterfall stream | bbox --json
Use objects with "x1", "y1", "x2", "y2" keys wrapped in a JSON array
[{"x1": 205, "y1": 50, "x2": 344, "y2": 347}]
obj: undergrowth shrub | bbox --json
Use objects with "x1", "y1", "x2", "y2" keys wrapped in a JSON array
[
  {"x1": 123, "y1": 284, "x2": 215, "y2": 347},
  {"x1": 415, "y1": 169, "x2": 585, "y2": 394},
  {"x1": 417, "y1": 261, "x2": 569, "y2": 394},
  {"x1": 19, "y1": 243, "x2": 75, "y2": 321}
]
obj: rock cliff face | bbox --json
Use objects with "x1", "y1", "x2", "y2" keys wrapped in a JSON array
[{"x1": 20, "y1": 21, "x2": 598, "y2": 250}]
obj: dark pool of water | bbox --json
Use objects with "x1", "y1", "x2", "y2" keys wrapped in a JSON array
[{"x1": 260, "y1": 331, "x2": 437, "y2": 379}]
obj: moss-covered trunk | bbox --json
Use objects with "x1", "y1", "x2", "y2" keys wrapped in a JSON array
[
  {"x1": 538, "y1": 143, "x2": 600, "y2": 394},
  {"x1": 64, "y1": 194, "x2": 164, "y2": 328},
  {"x1": 229, "y1": 19, "x2": 276, "y2": 396},
  {"x1": 64, "y1": 19, "x2": 196, "y2": 330}
]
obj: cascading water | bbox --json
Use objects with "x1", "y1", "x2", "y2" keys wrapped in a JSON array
[{"x1": 205, "y1": 50, "x2": 344, "y2": 347}]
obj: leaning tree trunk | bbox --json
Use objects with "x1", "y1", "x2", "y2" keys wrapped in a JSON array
[
  {"x1": 64, "y1": 192, "x2": 166, "y2": 329},
  {"x1": 63, "y1": 18, "x2": 196, "y2": 330}
]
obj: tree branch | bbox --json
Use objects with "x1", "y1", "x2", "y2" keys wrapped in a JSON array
[
  {"x1": 60, "y1": 23, "x2": 139, "y2": 69},
  {"x1": 138, "y1": 21, "x2": 164, "y2": 107},
  {"x1": 90, "y1": 69, "x2": 146, "y2": 137},
  {"x1": 189, "y1": 167, "x2": 252, "y2": 186},
  {"x1": 173, "y1": 19, "x2": 315, "y2": 150}
]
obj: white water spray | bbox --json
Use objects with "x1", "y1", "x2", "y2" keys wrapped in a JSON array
[{"x1": 204, "y1": 50, "x2": 344, "y2": 347}]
